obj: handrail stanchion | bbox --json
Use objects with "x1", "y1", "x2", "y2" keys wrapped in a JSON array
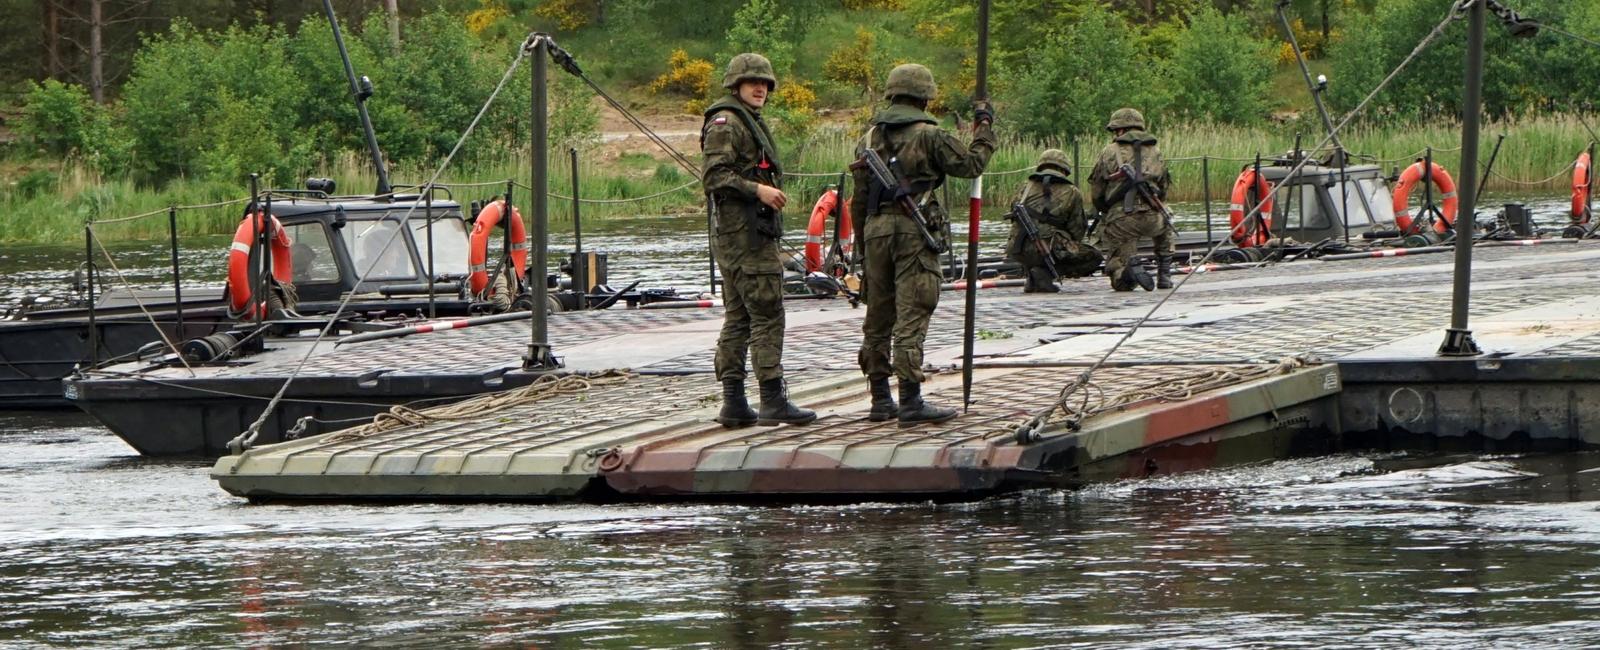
[
  {"x1": 168, "y1": 206, "x2": 184, "y2": 336},
  {"x1": 425, "y1": 187, "x2": 436, "y2": 319},
  {"x1": 84, "y1": 225, "x2": 98, "y2": 365},
  {"x1": 1202, "y1": 156, "x2": 1213, "y2": 246}
]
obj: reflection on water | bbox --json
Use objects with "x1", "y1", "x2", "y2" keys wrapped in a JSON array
[{"x1": 3, "y1": 413, "x2": 1600, "y2": 647}]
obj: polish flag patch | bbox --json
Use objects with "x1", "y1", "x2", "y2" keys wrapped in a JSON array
[{"x1": 712, "y1": 116, "x2": 728, "y2": 125}]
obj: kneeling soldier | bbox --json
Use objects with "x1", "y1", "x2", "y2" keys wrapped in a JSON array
[{"x1": 1007, "y1": 149, "x2": 1103, "y2": 292}]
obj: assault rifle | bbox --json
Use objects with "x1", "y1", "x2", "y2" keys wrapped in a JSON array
[
  {"x1": 1008, "y1": 202, "x2": 1059, "y2": 279},
  {"x1": 850, "y1": 149, "x2": 947, "y2": 253},
  {"x1": 1110, "y1": 162, "x2": 1175, "y2": 229}
]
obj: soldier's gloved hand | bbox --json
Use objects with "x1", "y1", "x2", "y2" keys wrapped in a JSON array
[
  {"x1": 756, "y1": 184, "x2": 788, "y2": 211},
  {"x1": 972, "y1": 100, "x2": 994, "y2": 126}
]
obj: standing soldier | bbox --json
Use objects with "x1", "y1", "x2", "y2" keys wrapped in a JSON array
[
  {"x1": 1007, "y1": 149, "x2": 1103, "y2": 293},
  {"x1": 1089, "y1": 107, "x2": 1174, "y2": 291},
  {"x1": 702, "y1": 53, "x2": 815, "y2": 427},
  {"x1": 852, "y1": 63, "x2": 995, "y2": 427}
]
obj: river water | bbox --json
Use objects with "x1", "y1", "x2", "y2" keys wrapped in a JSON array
[{"x1": 3, "y1": 196, "x2": 1597, "y2": 647}]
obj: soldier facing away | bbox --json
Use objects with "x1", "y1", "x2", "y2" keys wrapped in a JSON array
[
  {"x1": 701, "y1": 53, "x2": 815, "y2": 427},
  {"x1": 1006, "y1": 149, "x2": 1104, "y2": 293},
  {"x1": 1089, "y1": 107, "x2": 1175, "y2": 291},
  {"x1": 851, "y1": 63, "x2": 995, "y2": 427}
]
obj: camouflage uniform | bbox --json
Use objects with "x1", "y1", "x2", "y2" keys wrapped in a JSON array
[
  {"x1": 1007, "y1": 149, "x2": 1103, "y2": 291},
  {"x1": 1089, "y1": 108, "x2": 1175, "y2": 291},
  {"x1": 703, "y1": 53, "x2": 814, "y2": 427},
  {"x1": 852, "y1": 64, "x2": 994, "y2": 424},
  {"x1": 703, "y1": 61, "x2": 786, "y2": 384}
]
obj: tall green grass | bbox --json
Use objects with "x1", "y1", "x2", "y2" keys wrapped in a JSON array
[{"x1": 5, "y1": 113, "x2": 1593, "y2": 244}]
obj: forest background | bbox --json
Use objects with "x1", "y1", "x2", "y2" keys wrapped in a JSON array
[{"x1": 2, "y1": 0, "x2": 1599, "y2": 242}]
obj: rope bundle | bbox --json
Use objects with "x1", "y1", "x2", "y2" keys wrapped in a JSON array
[{"x1": 1027, "y1": 357, "x2": 1308, "y2": 437}]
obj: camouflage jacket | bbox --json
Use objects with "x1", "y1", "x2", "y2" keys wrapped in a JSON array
[
  {"x1": 1089, "y1": 129, "x2": 1169, "y2": 214},
  {"x1": 849, "y1": 103, "x2": 996, "y2": 225},
  {"x1": 701, "y1": 95, "x2": 783, "y2": 229},
  {"x1": 1012, "y1": 172, "x2": 1088, "y2": 242}
]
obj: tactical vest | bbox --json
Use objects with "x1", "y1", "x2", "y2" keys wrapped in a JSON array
[
  {"x1": 860, "y1": 119, "x2": 941, "y2": 216},
  {"x1": 1106, "y1": 131, "x2": 1166, "y2": 212},
  {"x1": 701, "y1": 97, "x2": 783, "y2": 191}
]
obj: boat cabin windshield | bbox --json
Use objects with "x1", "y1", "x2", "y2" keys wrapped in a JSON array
[
  {"x1": 284, "y1": 221, "x2": 342, "y2": 284},
  {"x1": 1262, "y1": 165, "x2": 1395, "y2": 237},
  {"x1": 341, "y1": 216, "x2": 419, "y2": 281},
  {"x1": 410, "y1": 216, "x2": 470, "y2": 279}
]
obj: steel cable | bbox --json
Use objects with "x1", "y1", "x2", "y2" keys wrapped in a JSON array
[
  {"x1": 85, "y1": 226, "x2": 195, "y2": 376},
  {"x1": 229, "y1": 33, "x2": 536, "y2": 454}
]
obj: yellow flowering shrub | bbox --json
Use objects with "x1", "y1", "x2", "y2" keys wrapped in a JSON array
[{"x1": 650, "y1": 49, "x2": 714, "y2": 98}]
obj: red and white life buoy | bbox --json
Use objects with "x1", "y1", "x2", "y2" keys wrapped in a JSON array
[
  {"x1": 226, "y1": 211, "x2": 292, "y2": 319},
  {"x1": 1228, "y1": 168, "x2": 1274, "y2": 248},
  {"x1": 803, "y1": 188, "x2": 854, "y2": 274},
  {"x1": 1392, "y1": 160, "x2": 1458, "y2": 235},
  {"x1": 1572, "y1": 151, "x2": 1591, "y2": 225},
  {"x1": 467, "y1": 200, "x2": 527, "y2": 297}
]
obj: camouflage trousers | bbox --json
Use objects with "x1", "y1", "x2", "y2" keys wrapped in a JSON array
[
  {"x1": 1099, "y1": 210, "x2": 1175, "y2": 290},
  {"x1": 1012, "y1": 233, "x2": 1105, "y2": 279},
  {"x1": 712, "y1": 225, "x2": 786, "y2": 382},
  {"x1": 858, "y1": 212, "x2": 944, "y2": 383}
]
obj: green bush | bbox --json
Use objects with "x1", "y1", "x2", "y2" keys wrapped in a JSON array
[
  {"x1": 15, "y1": 79, "x2": 125, "y2": 170},
  {"x1": 12, "y1": 169, "x2": 58, "y2": 199},
  {"x1": 1010, "y1": 5, "x2": 1169, "y2": 140},
  {"x1": 1164, "y1": 7, "x2": 1273, "y2": 124},
  {"x1": 1326, "y1": 0, "x2": 1600, "y2": 124},
  {"x1": 120, "y1": 21, "x2": 308, "y2": 182},
  {"x1": 720, "y1": 0, "x2": 796, "y2": 76},
  {"x1": 16, "y1": 80, "x2": 96, "y2": 156}
]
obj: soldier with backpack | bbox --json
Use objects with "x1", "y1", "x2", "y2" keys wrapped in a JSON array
[
  {"x1": 851, "y1": 63, "x2": 995, "y2": 427},
  {"x1": 1089, "y1": 108, "x2": 1174, "y2": 291}
]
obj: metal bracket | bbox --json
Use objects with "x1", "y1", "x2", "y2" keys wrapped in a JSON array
[
  {"x1": 523, "y1": 344, "x2": 562, "y2": 370},
  {"x1": 1437, "y1": 327, "x2": 1483, "y2": 357}
]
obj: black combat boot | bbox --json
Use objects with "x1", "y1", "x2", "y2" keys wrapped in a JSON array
[
  {"x1": 758, "y1": 377, "x2": 817, "y2": 425},
  {"x1": 867, "y1": 376, "x2": 898, "y2": 422},
  {"x1": 897, "y1": 380, "x2": 958, "y2": 428},
  {"x1": 1023, "y1": 267, "x2": 1060, "y2": 293},
  {"x1": 715, "y1": 377, "x2": 758, "y2": 428},
  {"x1": 1156, "y1": 256, "x2": 1173, "y2": 290},
  {"x1": 1122, "y1": 263, "x2": 1155, "y2": 292}
]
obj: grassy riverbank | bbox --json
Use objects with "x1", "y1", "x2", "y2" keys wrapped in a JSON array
[{"x1": 3, "y1": 113, "x2": 1593, "y2": 244}]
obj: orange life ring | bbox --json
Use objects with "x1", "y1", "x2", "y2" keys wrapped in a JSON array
[
  {"x1": 1392, "y1": 160, "x2": 1458, "y2": 235},
  {"x1": 467, "y1": 200, "x2": 528, "y2": 297},
  {"x1": 803, "y1": 188, "x2": 853, "y2": 273},
  {"x1": 226, "y1": 211, "x2": 292, "y2": 319},
  {"x1": 1572, "y1": 151, "x2": 1591, "y2": 224},
  {"x1": 1228, "y1": 168, "x2": 1274, "y2": 248}
]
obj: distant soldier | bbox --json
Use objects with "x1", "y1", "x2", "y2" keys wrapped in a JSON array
[
  {"x1": 702, "y1": 53, "x2": 815, "y2": 427},
  {"x1": 852, "y1": 63, "x2": 995, "y2": 427},
  {"x1": 1006, "y1": 149, "x2": 1103, "y2": 293},
  {"x1": 1089, "y1": 108, "x2": 1174, "y2": 291}
]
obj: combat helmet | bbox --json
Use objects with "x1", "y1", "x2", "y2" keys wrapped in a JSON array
[
  {"x1": 1035, "y1": 149, "x2": 1072, "y2": 178},
  {"x1": 883, "y1": 63, "x2": 937, "y2": 101},
  {"x1": 722, "y1": 53, "x2": 777, "y2": 91},
  {"x1": 1106, "y1": 107, "x2": 1146, "y2": 132}
]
